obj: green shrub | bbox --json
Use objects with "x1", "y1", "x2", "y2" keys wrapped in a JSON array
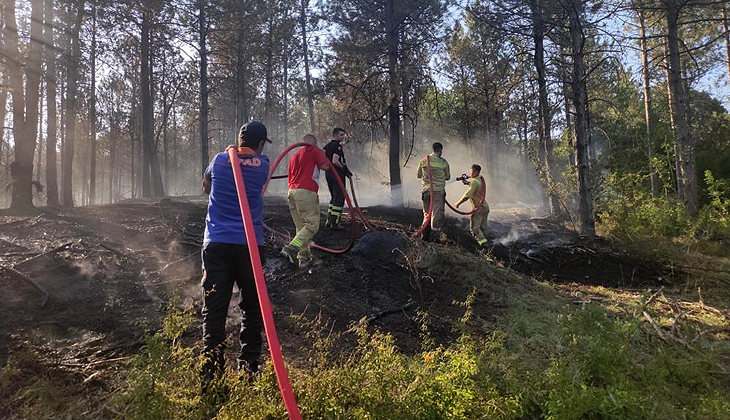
[
  {"x1": 543, "y1": 306, "x2": 730, "y2": 420},
  {"x1": 112, "y1": 299, "x2": 729, "y2": 420},
  {"x1": 693, "y1": 170, "x2": 730, "y2": 240},
  {"x1": 596, "y1": 172, "x2": 691, "y2": 238}
]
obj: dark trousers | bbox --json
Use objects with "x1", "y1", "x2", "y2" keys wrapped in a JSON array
[
  {"x1": 326, "y1": 169, "x2": 346, "y2": 224},
  {"x1": 201, "y1": 242, "x2": 264, "y2": 382}
]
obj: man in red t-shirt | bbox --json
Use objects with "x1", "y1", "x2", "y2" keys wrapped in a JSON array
[{"x1": 280, "y1": 134, "x2": 330, "y2": 268}]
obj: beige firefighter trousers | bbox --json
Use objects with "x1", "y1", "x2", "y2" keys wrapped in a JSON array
[{"x1": 287, "y1": 188, "x2": 320, "y2": 260}]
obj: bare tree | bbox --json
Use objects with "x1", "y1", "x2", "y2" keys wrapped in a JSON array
[
  {"x1": 529, "y1": 0, "x2": 560, "y2": 214},
  {"x1": 300, "y1": 0, "x2": 316, "y2": 133},
  {"x1": 140, "y1": 4, "x2": 165, "y2": 197},
  {"x1": 637, "y1": 5, "x2": 660, "y2": 196},
  {"x1": 44, "y1": 0, "x2": 59, "y2": 206},
  {"x1": 566, "y1": 0, "x2": 594, "y2": 235},
  {"x1": 5, "y1": 0, "x2": 43, "y2": 212},
  {"x1": 198, "y1": 0, "x2": 209, "y2": 175},
  {"x1": 89, "y1": 0, "x2": 98, "y2": 204},
  {"x1": 664, "y1": 0, "x2": 698, "y2": 216},
  {"x1": 61, "y1": 0, "x2": 85, "y2": 208}
]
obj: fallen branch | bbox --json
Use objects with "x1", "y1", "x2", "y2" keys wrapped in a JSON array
[
  {"x1": 643, "y1": 311, "x2": 667, "y2": 340},
  {"x1": 161, "y1": 252, "x2": 199, "y2": 272},
  {"x1": 0, "y1": 265, "x2": 49, "y2": 307},
  {"x1": 0, "y1": 214, "x2": 43, "y2": 228},
  {"x1": 346, "y1": 300, "x2": 416, "y2": 333},
  {"x1": 83, "y1": 371, "x2": 103, "y2": 384},
  {"x1": 14, "y1": 241, "x2": 74, "y2": 269},
  {"x1": 149, "y1": 274, "x2": 200, "y2": 286},
  {"x1": 0, "y1": 237, "x2": 26, "y2": 250},
  {"x1": 1, "y1": 251, "x2": 40, "y2": 257},
  {"x1": 637, "y1": 286, "x2": 664, "y2": 315},
  {"x1": 99, "y1": 242, "x2": 126, "y2": 257},
  {"x1": 60, "y1": 356, "x2": 132, "y2": 368},
  {"x1": 154, "y1": 245, "x2": 189, "y2": 256},
  {"x1": 643, "y1": 310, "x2": 695, "y2": 351},
  {"x1": 691, "y1": 327, "x2": 730, "y2": 343},
  {"x1": 670, "y1": 264, "x2": 730, "y2": 275},
  {"x1": 177, "y1": 240, "x2": 202, "y2": 248}
]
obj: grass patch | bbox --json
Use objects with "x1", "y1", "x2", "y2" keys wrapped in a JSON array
[
  {"x1": 106, "y1": 275, "x2": 730, "y2": 419},
  {"x1": 4, "y1": 247, "x2": 729, "y2": 419}
]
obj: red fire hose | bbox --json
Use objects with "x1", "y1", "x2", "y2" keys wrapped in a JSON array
[
  {"x1": 445, "y1": 176, "x2": 486, "y2": 215},
  {"x1": 263, "y1": 142, "x2": 374, "y2": 254},
  {"x1": 228, "y1": 148, "x2": 301, "y2": 420},
  {"x1": 413, "y1": 156, "x2": 435, "y2": 238}
]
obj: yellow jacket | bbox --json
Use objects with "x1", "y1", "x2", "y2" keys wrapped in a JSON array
[
  {"x1": 417, "y1": 153, "x2": 450, "y2": 193},
  {"x1": 458, "y1": 177, "x2": 485, "y2": 209}
]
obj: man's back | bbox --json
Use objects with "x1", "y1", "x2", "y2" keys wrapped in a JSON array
[
  {"x1": 204, "y1": 149, "x2": 270, "y2": 245},
  {"x1": 323, "y1": 140, "x2": 346, "y2": 171},
  {"x1": 288, "y1": 146, "x2": 328, "y2": 192},
  {"x1": 418, "y1": 153, "x2": 450, "y2": 192}
]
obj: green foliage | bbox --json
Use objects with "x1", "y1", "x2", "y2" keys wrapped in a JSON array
[
  {"x1": 543, "y1": 306, "x2": 729, "y2": 420},
  {"x1": 596, "y1": 170, "x2": 730, "y2": 243},
  {"x1": 694, "y1": 170, "x2": 730, "y2": 240},
  {"x1": 596, "y1": 172, "x2": 691, "y2": 238},
  {"x1": 113, "y1": 302, "x2": 208, "y2": 419},
  {"x1": 110, "y1": 291, "x2": 730, "y2": 420}
]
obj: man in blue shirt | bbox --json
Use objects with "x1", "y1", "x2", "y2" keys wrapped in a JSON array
[{"x1": 201, "y1": 121, "x2": 271, "y2": 388}]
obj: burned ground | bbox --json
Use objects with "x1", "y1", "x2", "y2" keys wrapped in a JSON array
[{"x1": 0, "y1": 197, "x2": 693, "y2": 416}]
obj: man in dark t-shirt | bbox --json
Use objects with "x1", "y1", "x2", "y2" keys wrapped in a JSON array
[
  {"x1": 323, "y1": 127, "x2": 352, "y2": 228},
  {"x1": 200, "y1": 121, "x2": 271, "y2": 388}
]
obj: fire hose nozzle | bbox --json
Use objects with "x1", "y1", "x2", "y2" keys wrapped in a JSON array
[{"x1": 456, "y1": 174, "x2": 470, "y2": 184}]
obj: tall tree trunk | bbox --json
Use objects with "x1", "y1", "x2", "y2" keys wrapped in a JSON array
[
  {"x1": 0, "y1": 4, "x2": 5, "y2": 180},
  {"x1": 385, "y1": 0, "x2": 402, "y2": 206},
  {"x1": 140, "y1": 7, "x2": 164, "y2": 197},
  {"x1": 59, "y1": 67, "x2": 65, "y2": 193},
  {"x1": 724, "y1": 5, "x2": 730, "y2": 88},
  {"x1": 529, "y1": 0, "x2": 558, "y2": 214},
  {"x1": 461, "y1": 66, "x2": 470, "y2": 147},
  {"x1": 522, "y1": 88, "x2": 530, "y2": 177},
  {"x1": 665, "y1": 1, "x2": 698, "y2": 216},
  {"x1": 264, "y1": 19, "x2": 273, "y2": 128},
  {"x1": 44, "y1": 0, "x2": 58, "y2": 206},
  {"x1": 36, "y1": 80, "x2": 44, "y2": 183},
  {"x1": 560, "y1": 48, "x2": 575, "y2": 169},
  {"x1": 0, "y1": 72, "x2": 7, "y2": 184},
  {"x1": 81, "y1": 131, "x2": 88, "y2": 205},
  {"x1": 300, "y1": 0, "x2": 315, "y2": 133},
  {"x1": 163, "y1": 96, "x2": 169, "y2": 192},
  {"x1": 172, "y1": 109, "x2": 178, "y2": 194},
  {"x1": 109, "y1": 109, "x2": 116, "y2": 203},
  {"x1": 638, "y1": 8, "x2": 659, "y2": 196},
  {"x1": 61, "y1": 0, "x2": 84, "y2": 208},
  {"x1": 569, "y1": 0, "x2": 595, "y2": 235},
  {"x1": 141, "y1": 11, "x2": 151, "y2": 197},
  {"x1": 7, "y1": 0, "x2": 43, "y2": 212},
  {"x1": 198, "y1": 0, "x2": 209, "y2": 175},
  {"x1": 89, "y1": 0, "x2": 97, "y2": 204},
  {"x1": 235, "y1": 29, "x2": 242, "y2": 129},
  {"x1": 130, "y1": 122, "x2": 136, "y2": 199}
]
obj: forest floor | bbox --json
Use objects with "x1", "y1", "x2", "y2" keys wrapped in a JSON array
[{"x1": 0, "y1": 197, "x2": 729, "y2": 418}]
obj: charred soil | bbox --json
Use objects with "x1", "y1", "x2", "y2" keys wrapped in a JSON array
[{"x1": 0, "y1": 197, "x2": 701, "y2": 416}]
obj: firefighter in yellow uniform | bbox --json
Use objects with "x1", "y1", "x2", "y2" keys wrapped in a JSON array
[
  {"x1": 455, "y1": 164, "x2": 490, "y2": 248},
  {"x1": 417, "y1": 142, "x2": 450, "y2": 242}
]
